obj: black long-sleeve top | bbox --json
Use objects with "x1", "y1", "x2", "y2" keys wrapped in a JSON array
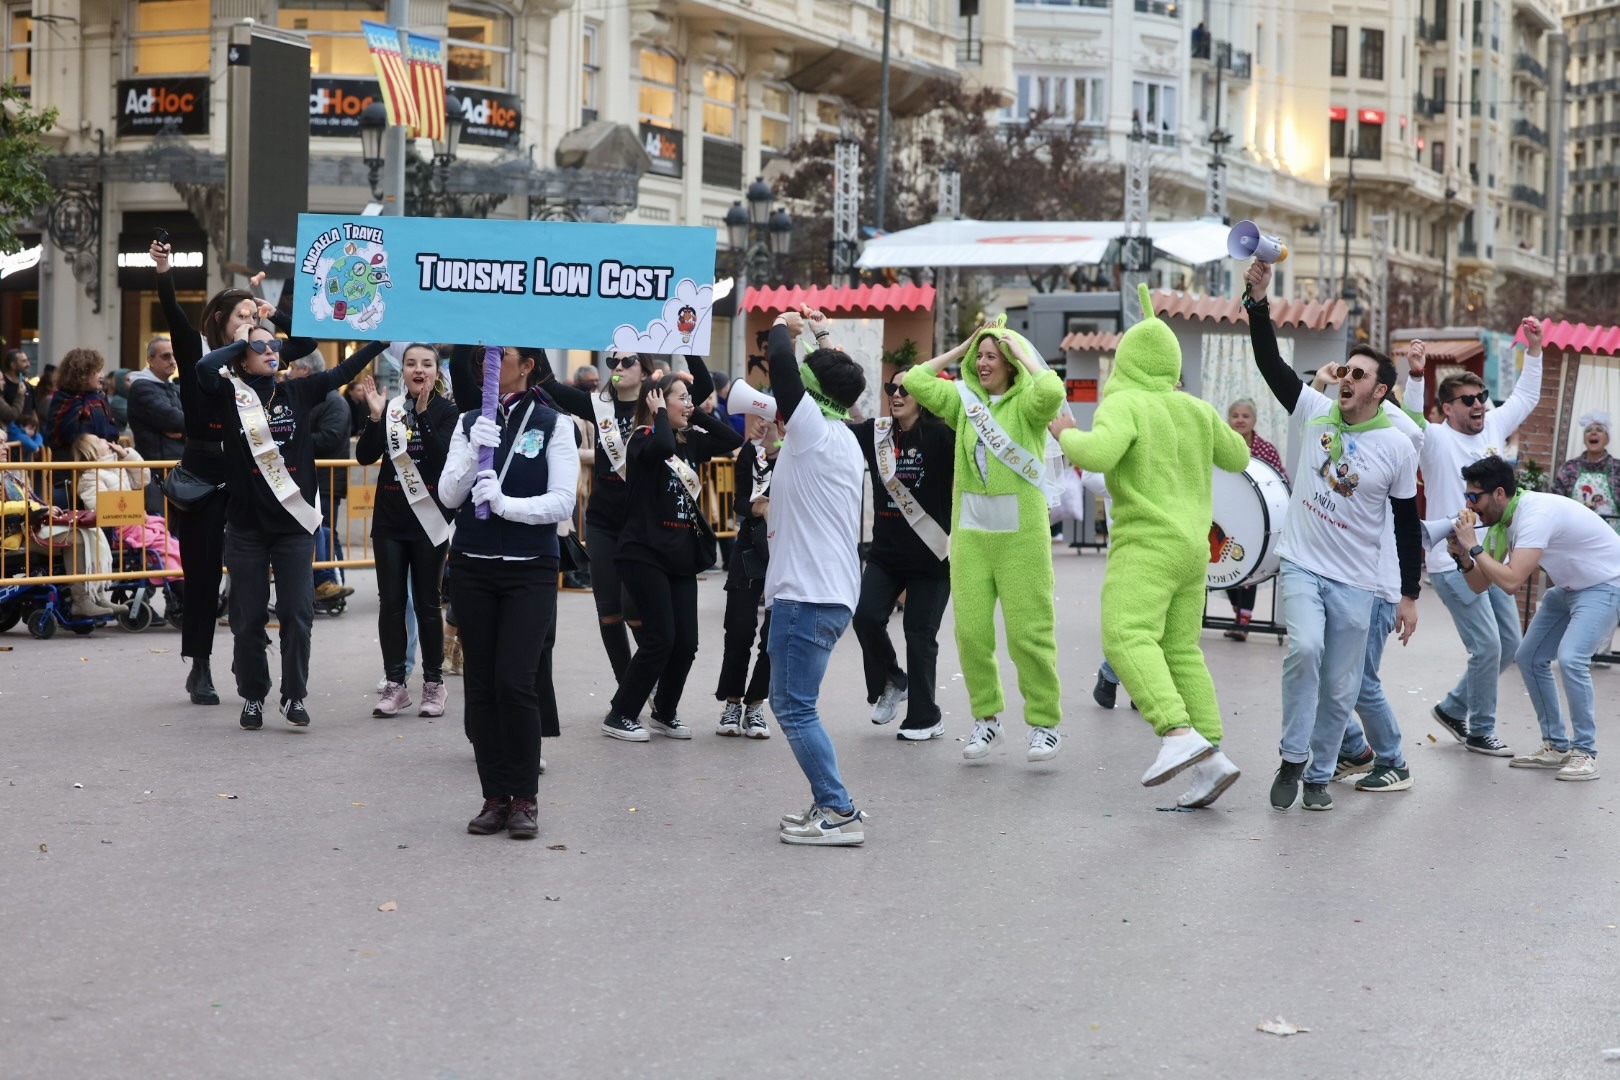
[
  {"x1": 354, "y1": 392, "x2": 457, "y2": 540},
  {"x1": 852, "y1": 417, "x2": 955, "y2": 577},
  {"x1": 157, "y1": 272, "x2": 318, "y2": 482},
  {"x1": 541, "y1": 355, "x2": 717, "y2": 533},
  {"x1": 615, "y1": 403, "x2": 743, "y2": 577},
  {"x1": 197, "y1": 339, "x2": 384, "y2": 535},
  {"x1": 1246, "y1": 295, "x2": 1422, "y2": 600}
]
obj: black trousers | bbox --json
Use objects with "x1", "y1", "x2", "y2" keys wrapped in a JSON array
[
  {"x1": 612, "y1": 559, "x2": 698, "y2": 720},
  {"x1": 450, "y1": 554, "x2": 556, "y2": 798},
  {"x1": 173, "y1": 491, "x2": 228, "y2": 660},
  {"x1": 374, "y1": 532, "x2": 448, "y2": 683},
  {"x1": 716, "y1": 577, "x2": 771, "y2": 702},
  {"x1": 224, "y1": 526, "x2": 315, "y2": 703},
  {"x1": 1227, "y1": 585, "x2": 1258, "y2": 615},
  {"x1": 586, "y1": 521, "x2": 641, "y2": 681},
  {"x1": 536, "y1": 590, "x2": 560, "y2": 739},
  {"x1": 852, "y1": 563, "x2": 951, "y2": 727}
]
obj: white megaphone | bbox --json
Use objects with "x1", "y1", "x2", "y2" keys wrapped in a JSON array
[
  {"x1": 1227, "y1": 220, "x2": 1290, "y2": 264},
  {"x1": 1421, "y1": 517, "x2": 1458, "y2": 552},
  {"x1": 733, "y1": 385, "x2": 780, "y2": 422}
]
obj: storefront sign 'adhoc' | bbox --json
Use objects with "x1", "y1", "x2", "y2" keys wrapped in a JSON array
[
  {"x1": 292, "y1": 214, "x2": 719, "y2": 354},
  {"x1": 116, "y1": 77, "x2": 210, "y2": 136}
]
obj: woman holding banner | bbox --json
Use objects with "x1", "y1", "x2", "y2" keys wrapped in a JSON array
[
  {"x1": 601, "y1": 355, "x2": 742, "y2": 742},
  {"x1": 851, "y1": 368, "x2": 955, "y2": 740},
  {"x1": 152, "y1": 239, "x2": 317, "y2": 707},
  {"x1": 439, "y1": 346, "x2": 579, "y2": 839},
  {"x1": 540, "y1": 351, "x2": 714, "y2": 683},
  {"x1": 195, "y1": 322, "x2": 384, "y2": 731},
  {"x1": 354, "y1": 346, "x2": 457, "y2": 719}
]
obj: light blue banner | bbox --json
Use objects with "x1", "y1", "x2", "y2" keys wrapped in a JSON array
[{"x1": 292, "y1": 214, "x2": 719, "y2": 354}]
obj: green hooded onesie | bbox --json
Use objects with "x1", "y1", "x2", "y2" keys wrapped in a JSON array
[
  {"x1": 1056, "y1": 285, "x2": 1250, "y2": 742},
  {"x1": 904, "y1": 321, "x2": 1067, "y2": 728}
]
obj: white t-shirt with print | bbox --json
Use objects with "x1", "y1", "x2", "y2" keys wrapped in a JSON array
[
  {"x1": 1506, "y1": 491, "x2": 1620, "y2": 591},
  {"x1": 1279, "y1": 385, "x2": 1420, "y2": 594},
  {"x1": 764, "y1": 393, "x2": 865, "y2": 613},
  {"x1": 1405, "y1": 351, "x2": 1542, "y2": 572}
]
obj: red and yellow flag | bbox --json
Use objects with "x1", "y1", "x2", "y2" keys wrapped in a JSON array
[
  {"x1": 406, "y1": 33, "x2": 448, "y2": 142},
  {"x1": 361, "y1": 20, "x2": 419, "y2": 132}
]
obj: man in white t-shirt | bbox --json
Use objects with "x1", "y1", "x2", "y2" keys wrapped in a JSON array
[
  {"x1": 762, "y1": 306, "x2": 871, "y2": 846},
  {"x1": 1403, "y1": 318, "x2": 1544, "y2": 756},
  {"x1": 1449, "y1": 455, "x2": 1620, "y2": 781},
  {"x1": 1245, "y1": 261, "x2": 1423, "y2": 812}
]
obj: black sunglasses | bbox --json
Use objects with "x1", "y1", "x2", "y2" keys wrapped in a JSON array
[
  {"x1": 883, "y1": 382, "x2": 909, "y2": 398},
  {"x1": 1447, "y1": 391, "x2": 1488, "y2": 407},
  {"x1": 1463, "y1": 490, "x2": 1484, "y2": 505},
  {"x1": 1333, "y1": 364, "x2": 1374, "y2": 382},
  {"x1": 611, "y1": 355, "x2": 641, "y2": 369},
  {"x1": 246, "y1": 339, "x2": 283, "y2": 355}
]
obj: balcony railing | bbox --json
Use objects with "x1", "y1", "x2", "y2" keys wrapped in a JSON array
[
  {"x1": 1570, "y1": 209, "x2": 1620, "y2": 228},
  {"x1": 1512, "y1": 118, "x2": 1549, "y2": 147},
  {"x1": 1513, "y1": 52, "x2": 1547, "y2": 82},
  {"x1": 1509, "y1": 184, "x2": 1547, "y2": 209},
  {"x1": 1573, "y1": 120, "x2": 1620, "y2": 140},
  {"x1": 1458, "y1": 239, "x2": 1479, "y2": 258},
  {"x1": 1572, "y1": 163, "x2": 1620, "y2": 184},
  {"x1": 1414, "y1": 92, "x2": 1446, "y2": 117},
  {"x1": 1134, "y1": 0, "x2": 1181, "y2": 17},
  {"x1": 1416, "y1": 15, "x2": 1447, "y2": 44}
]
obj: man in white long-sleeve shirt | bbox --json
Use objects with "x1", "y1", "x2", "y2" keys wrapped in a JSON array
[{"x1": 1403, "y1": 317, "x2": 1544, "y2": 758}]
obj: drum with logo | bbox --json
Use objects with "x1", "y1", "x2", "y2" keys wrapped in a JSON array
[{"x1": 1207, "y1": 459, "x2": 1290, "y2": 590}]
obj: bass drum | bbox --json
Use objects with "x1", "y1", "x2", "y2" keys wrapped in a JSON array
[{"x1": 1207, "y1": 459, "x2": 1290, "y2": 590}]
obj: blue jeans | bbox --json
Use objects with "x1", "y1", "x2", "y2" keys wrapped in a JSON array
[
  {"x1": 768, "y1": 600, "x2": 855, "y2": 815},
  {"x1": 1516, "y1": 583, "x2": 1620, "y2": 757},
  {"x1": 403, "y1": 577, "x2": 418, "y2": 677},
  {"x1": 313, "y1": 525, "x2": 342, "y2": 588},
  {"x1": 1278, "y1": 560, "x2": 1376, "y2": 784},
  {"x1": 1431, "y1": 569, "x2": 1520, "y2": 737},
  {"x1": 1338, "y1": 599, "x2": 1407, "y2": 769}
]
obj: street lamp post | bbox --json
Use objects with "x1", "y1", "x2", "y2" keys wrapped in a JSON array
[
  {"x1": 725, "y1": 176, "x2": 792, "y2": 287},
  {"x1": 359, "y1": 97, "x2": 471, "y2": 217},
  {"x1": 1439, "y1": 183, "x2": 1457, "y2": 324}
]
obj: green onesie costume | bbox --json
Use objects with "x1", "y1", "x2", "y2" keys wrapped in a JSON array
[
  {"x1": 904, "y1": 324, "x2": 1067, "y2": 728},
  {"x1": 1057, "y1": 285, "x2": 1250, "y2": 741}
]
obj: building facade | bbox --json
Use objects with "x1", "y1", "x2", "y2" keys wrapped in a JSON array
[
  {"x1": 4, "y1": 0, "x2": 1009, "y2": 370},
  {"x1": 1566, "y1": 0, "x2": 1620, "y2": 313}
]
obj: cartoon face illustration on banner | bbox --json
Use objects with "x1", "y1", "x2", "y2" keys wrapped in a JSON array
[
  {"x1": 608, "y1": 278, "x2": 713, "y2": 356},
  {"x1": 308, "y1": 238, "x2": 392, "y2": 332}
]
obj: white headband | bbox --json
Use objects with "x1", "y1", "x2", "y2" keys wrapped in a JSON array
[{"x1": 1579, "y1": 411, "x2": 1611, "y2": 432}]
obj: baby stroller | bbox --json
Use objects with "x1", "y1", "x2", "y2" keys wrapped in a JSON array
[{"x1": 0, "y1": 517, "x2": 120, "y2": 638}]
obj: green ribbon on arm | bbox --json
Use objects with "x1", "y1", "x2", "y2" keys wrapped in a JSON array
[
  {"x1": 1483, "y1": 489, "x2": 1523, "y2": 562},
  {"x1": 1308, "y1": 405, "x2": 1392, "y2": 462},
  {"x1": 799, "y1": 361, "x2": 849, "y2": 421}
]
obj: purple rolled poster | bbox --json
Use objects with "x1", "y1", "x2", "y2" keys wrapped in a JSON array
[{"x1": 476, "y1": 345, "x2": 501, "y2": 519}]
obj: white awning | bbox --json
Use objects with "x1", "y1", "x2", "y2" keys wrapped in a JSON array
[{"x1": 855, "y1": 218, "x2": 1232, "y2": 269}]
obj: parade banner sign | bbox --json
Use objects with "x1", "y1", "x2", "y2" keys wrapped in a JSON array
[{"x1": 292, "y1": 214, "x2": 719, "y2": 354}]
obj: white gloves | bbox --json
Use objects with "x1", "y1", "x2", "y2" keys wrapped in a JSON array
[
  {"x1": 471, "y1": 469, "x2": 508, "y2": 518},
  {"x1": 468, "y1": 415, "x2": 502, "y2": 449}
]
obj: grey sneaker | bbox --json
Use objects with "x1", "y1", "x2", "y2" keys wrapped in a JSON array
[
  {"x1": 1510, "y1": 743, "x2": 1572, "y2": 769},
  {"x1": 717, "y1": 701, "x2": 743, "y2": 736},
  {"x1": 780, "y1": 807, "x2": 867, "y2": 846},
  {"x1": 871, "y1": 681, "x2": 906, "y2": 725},
  {"x1": 743, "y1": 703, "x2": 770, "y2": 739},
  {"x1": 1302, "y1": 782, "x2": 1334, "y2": 811},
  {"x1": 780, "y1": 803, "x2": 817, "y2": 829},
  {"x1": 1270, "y1": 759, "x2": 1305, "y2": 811},
  {"x1": 1556, "y1": 751, "x2": 1599, "y2": 781},
  {"x1": 1354, "y1": 765, "x2": 1413, "y2": 791}
]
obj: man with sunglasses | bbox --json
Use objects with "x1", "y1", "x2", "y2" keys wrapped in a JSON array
[
  {"x1": 1402, "y1": 316, "x2": 1544, "y2": 757},
  {"x1": 1447, "y1": 455, "x2": 1620, "y2": 781},
  {"x1": 1244, "y1": 261, "x2": 1423, "y2": 811}
]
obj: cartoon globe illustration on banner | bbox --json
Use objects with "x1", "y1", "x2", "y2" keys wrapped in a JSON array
[{"x1": 309, "y1": 241, "x2": 391, "y2": 331}]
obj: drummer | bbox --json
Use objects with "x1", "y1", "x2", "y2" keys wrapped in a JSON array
[{"x1": 1223, "y1": 398, "x2": 1288, "y2": 641}]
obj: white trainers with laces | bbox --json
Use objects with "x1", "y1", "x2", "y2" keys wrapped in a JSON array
[
  {"x1": 1556, "y1": 751, "x2": 1599, "y2": 781},
  {"x1": 962, "y1": 719, "x2": 1004, "y2": 761},
  {"x1": 1026, "y1": 725, "x2": 1062, "y2": 762},
  {"x1": 1142, "y1": 729, "x2": 1215, "y2": 787},
  {"x1": 871, "y1": 681, "x2": 907, "y2": 725},
  {"x1": 780, "y1": 803, "x2": 817, "y2": 829},
  {"x1": 1510, "y1": 742, "x2": 1571, "y2": 769},
  {"x1": 779, "y1": 806, "x2": 868, "y2": 846},
  {"x1": 1175, "y1": 751, "x2": 1242, "y2": 807},
  {"x1": 716, "y1": 701, "x2": 743, "y2": 736}
]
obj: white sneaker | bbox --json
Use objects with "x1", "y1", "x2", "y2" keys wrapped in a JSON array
[
  {"x1": 375, "y1": 676, "x2": 389, "y2": 693},
  {"x1": 1510, "y1": 742, "x2": 1571, "y2": 769},
  {"x1": 779, "y1": 806, "x2": 867, "y2": 846},
  {"x1": 962, "y1": 719, "x2": 1003, "y2": 760},
  {"x1": 897, "y1": 719, "x2": 945, "y2": 741},
  {"x1": 871, "y1": 681, "x2": 907, "y2": 725},
  {"x1": 780, "y1": 803, "x2": 817, "y2": 829},
  {"x1": 1556, "y1": 750, "x2": 1599, "y2": 781},
  {"x1": 1142, "y1": 730, "x2": 1215, "y2": 787},
  {"x1": 1027, "y1": 725, "x2": 1062, "y2": 762},
  {"x1": 1175, "y1": 751, "x2": 1242, "y2": 807},
  {"x1": 716, "y1": 701, "x2": 743, "y2": 736}
]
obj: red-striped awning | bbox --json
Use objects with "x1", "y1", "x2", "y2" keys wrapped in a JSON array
[
  {"x1": 1516, "y1": 320, "x2": 1620, "y2": 357},
  {"x1": 739, "y1": 283, "x2": 935, "y2": 314}
]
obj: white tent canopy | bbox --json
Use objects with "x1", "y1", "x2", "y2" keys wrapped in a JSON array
[{"x1": 854, "y1": 218, "x2": 1233, "y2": 270}]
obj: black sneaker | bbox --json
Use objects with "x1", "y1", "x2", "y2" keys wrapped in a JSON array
[
  {"x1": 239, "y1": 699, "x2": 264, "y2": 730},
  {"x1": 1355, "y1": 765, "x2": 1413, "y2": 791},
  {"x1": 1270, "y1": 759, "x2": 1305, "y2": 811},
  {"x1": 1465, "y1": 733, "x2": 1513, "y2": 757},
  {"x1": 1431, "y1": 703, "x2": 1469, "y2": 743},
  {"x1": 280, "y1": 698, "x2": 311, "y2": 727},
  {"x1": 1333, "y1": 746, "x2": 1376, "y2": 781},
  {"x1": 1092, "y1": 668, "x2": 1117, "y2": 710},
  {"x1": 1302, "y1": 782, "x2": 1333, "y2": 811},
  {"x1": 601, "y1": 711, "x2": 650, "y2": 742},
  {"x1": 648, "y1": 707, "x2": 692, "y2": 740}
]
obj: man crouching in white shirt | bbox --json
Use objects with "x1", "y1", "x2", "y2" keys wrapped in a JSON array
[
  {"x1": 1449, "y1": 455, "x2": 1620, "y2": 782},
  {"x1": 764, "y1": 306, "x2": 873, "y2": 846}
]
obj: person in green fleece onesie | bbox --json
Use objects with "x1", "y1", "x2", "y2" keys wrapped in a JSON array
[
  {"x1": 904, "y1": 316, "x2": 1068, "y2": 764},
  {"x1": 1051, "y1": 284, "x2": 1252, "y2": 807}
]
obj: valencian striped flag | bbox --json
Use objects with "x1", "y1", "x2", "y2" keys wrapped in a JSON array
[
  {"x1": 406, "y1": 33, "x2": 448, "y2": 142},
  {"x1": 361, "y1": 20, "x2": 419, "y2": 131}
]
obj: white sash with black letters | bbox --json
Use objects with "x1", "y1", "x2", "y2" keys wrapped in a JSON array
[
  {"x1": 590, "y1": 393, "x2": 629, "y2": 478},
  {"x1": 225, "y1": 368, "x2": 323, "y2": 533},
  {"x1": 874, "y1": 418, "x2": 950, "y2": 561},
  {"x1": 386, "y1": 395, "x2": 451, "y2": 546},
  {"x1": 955, "y1": 380, "x2": 1046, "y2": 490}
]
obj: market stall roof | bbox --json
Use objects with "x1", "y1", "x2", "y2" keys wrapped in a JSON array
[
  {"x1": 1515, "y1": 319, "x2": 1620, "y2": 357},
  {"x1": 739, "y1": 283, "x2": 935, "y2": 313},
  {"x1": 854, "y1": 218, "x2": 1234, "y2": 270},
  {"x1": 1391, "y1": 339, "x2": 1486, "y2": 365},
  {"x1": 1152, "y1": 291, "x2": 1349, "y2": 331},
  {"x1": 1059, "y1": 331, "x2": 1123, "y2": 352}
]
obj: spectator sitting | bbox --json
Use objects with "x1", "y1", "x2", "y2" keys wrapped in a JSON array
[
  {"x1": 7, "y1": 409, "x2": 43, "y2": 457},
  {"x1": 44, "y1": 349, "x2": 121, "y2": 456},
  {"x1": 286, "y1": 350, "x2": 356, "y2": 603},
  {"x1": 1, "y1": 436, "x2": 68, "y2": 551}
]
